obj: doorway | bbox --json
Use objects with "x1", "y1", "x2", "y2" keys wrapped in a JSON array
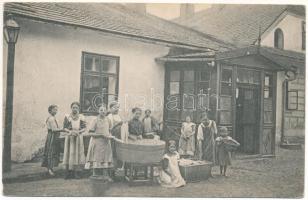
[{"x1": 235, "y1": 85, "x2": 261, "y2": 154}]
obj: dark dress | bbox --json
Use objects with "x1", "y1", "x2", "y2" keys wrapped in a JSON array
[
  {"x1": 128, "y1": 118, "x2": 144, "y2": 136},
  {"x1": 41, "y1": 116, "x2": 61, "y2": 169},
  {"x1": 216, "y1": 136, "x2": 232, "y2": 166},
  {"x1": 199, "y1": 120, "x2": 217, "y2": 163}
]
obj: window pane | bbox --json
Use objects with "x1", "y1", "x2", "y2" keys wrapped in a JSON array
[
  {"x1": 102, "y1": 76, "x2": 117, "y2": 95},
  {"x1": 102, "y1": 59, "x2": 117, "y2": 74},
  {"x1": 183, "y1": 82, "x2": 195, "y2": 94},
  {"x1": 220, "y1": 96, "x2": 232, "y2": 110},
  {"x1": 83, "y1": 75, "x2": 100, "y2": 92},
  {"x1": 220, "y1": 111, "x2": 231, "y2": 124},
  {"x1": 166, "y1": 95, "x2": 180, "y2": 120},
  {"x1": 84, "y1": 55, "x2": 100, "y2": 72},
  {"x1": 264, "y1": 87, "x2": 272, "y2": 98},
  {"x1": 253, "y1": 71, "x2": 261, "y2": 84},
  {"x1": 222, "y1": 69, "x2": 232, "y2": 82},
  {"x1": 265, "y1": 75, "x2": 272, "y2": 86},
  {"x1": 197, "y1": 82, "x2": 209, "y2": 94},
  {"x1": 184, "y1": 70, "x2": 194, "y2": 81},
  {"x1": 170, "y1": 82, "x2": 180, "y2": 95},
  {"x1": 199, "y1": 71, "x2": 210, "y2": 81},
  {"x1": 170, "y1": 71, "x2": 180, "y2": 82},
  {"x1": 197, "y1": 94, "x2": 209, "y2": 110},
  {"x1": 183, "y1": 94, "x2": 195, "y2": 109},
  {"x1": 264, "y1": 111, "x2": 273, "y2": 123},
  {"x1": 83, "y1": 92, "x2": 102, "y2": 112},
  {"x1": 237, "y1": 69, "x2": 260, "y2": 84},
  {"x1": 221, "y1": 82, "x2": 232, "y2": 96}
]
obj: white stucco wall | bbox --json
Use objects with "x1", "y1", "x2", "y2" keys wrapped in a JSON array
[
  {"x1": 261, "y1": 13, "x2": 305, "y2": 53},
  {"x1": 3, "y1": 18, "x2": 169, "y2": 161}
]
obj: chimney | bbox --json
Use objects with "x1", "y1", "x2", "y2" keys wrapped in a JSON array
[
  {"x1": 180, "y1": 4, "x2": 195, "y2": 20},
  {"x1": 126, "y1": 3, "x2": 147, "y2": 15}
]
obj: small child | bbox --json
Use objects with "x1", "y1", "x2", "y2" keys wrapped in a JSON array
[
  {"x1": 128, "y1": 107, "x2": 144, "y2": 140},
  {"x1": 178, "y1": 116, "x2": 196, "y2": 158},
  {"x1": 216, "y1": 127, "x2": 240, "y2": 176},
  {"x1": 158, "y1": 140, "x2": 186, "y2": 188},
  {"x1": 142, "y1": 109, "x2": 160, "y2": 140},
  {"x1": 85, "y1": 105, "x2": 115, "y2": 181}
]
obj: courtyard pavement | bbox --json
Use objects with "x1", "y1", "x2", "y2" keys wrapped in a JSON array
[{"x1": 2, "y1": 146, "x2": 304, "y2": 197}]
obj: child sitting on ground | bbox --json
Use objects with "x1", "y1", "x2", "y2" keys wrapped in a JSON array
[
  {"x1": 85, "y1": 105, "x2": 115, "y2": 181},
  {"x1": 178, "y1": 116, "x2": 196, "y2": 158},
  {"x1": 142, "y1": 109, "x2": 160, "y2": 140},
  {"x1": 216, "y1": 126, "x2": 240, "y2": 177},
  {"x1": 158, "y1": 140, "x2": 186, "y2": 188}
]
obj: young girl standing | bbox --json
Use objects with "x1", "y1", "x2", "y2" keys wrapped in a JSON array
[
  {"x1": 216, "y1": 126, "x2": 240, "y2": 176},
  {"x1": 41, "y1": 105, "x2": 63, "y2": 176},
  {"x1": 178, "y1": 116, "x2": 196, "y2": 158},
  {"x1": 85, "y1": 105, "x2": 115, "y2": 181}
]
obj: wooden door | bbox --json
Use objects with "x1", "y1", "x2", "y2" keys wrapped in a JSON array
[{"x1": 236, "y1": 85, "x2": 260, "y2": 154}]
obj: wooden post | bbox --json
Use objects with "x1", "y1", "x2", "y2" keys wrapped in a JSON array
[{"x1": 3, "y1": 42, "x2": 16, "y2": 172}]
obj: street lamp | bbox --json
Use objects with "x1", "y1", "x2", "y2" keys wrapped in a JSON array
[{"x1": 3, "y1": 14, "x2": 20, "y2": 172}]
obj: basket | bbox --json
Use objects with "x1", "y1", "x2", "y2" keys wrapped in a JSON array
[
  {"x1": 115, "y1": 139, "x2": 166, "y2": 164},
  {"x1": 179, "y1": 160, "x2": 213, "y2": 182}
]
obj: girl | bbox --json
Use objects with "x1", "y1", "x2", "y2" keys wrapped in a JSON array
[
  {"x1": 216, "y1": 126, "x2": 240, "y2": 176},
  {"x1": 63, "y1": 102, "x2": 86, "y2": 179},
  {"x1": 142, "y1": 109, "x2": 160, "y2": 140},
  {"x1": 159, "y1": 140, "x2": 186, "y2": 188},
  {"x1": 107, "y1": 102, "x2": 123, "y2": 170},
  {"x1": 197, "y1": 114, "x2": 217, "y2": 162},
  {"x1": 41, "y1": 105, "x2": 63, "y2": 176},
  {"x1": 85, "y1": 105, "x2": 115, "y2": 181},
  {"x1": 178, "y1": 116, "x2": 196, "y2": 158},
  {"x1": 128, "y1": 107, "x2": 143, "y2": 140}
]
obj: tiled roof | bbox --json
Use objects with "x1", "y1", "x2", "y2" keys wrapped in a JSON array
[
  {"x1": 4, "y1": 2, "x2": 234, "y2": 51},
  {"x1": 158, "y1": 45, "x2": 305, "y2": 70},
  {"x1": 174, "y1": 4, "x2": 305, "y2": 47}
]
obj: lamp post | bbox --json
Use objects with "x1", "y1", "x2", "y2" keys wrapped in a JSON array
[{"x1": 3, "y1": 14, "x2": 20, "y2": 172}]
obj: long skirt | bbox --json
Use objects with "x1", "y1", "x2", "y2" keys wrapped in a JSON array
[
  {"x1": 85, "y1": 137, "x2": 113, "y2": 169},
  {"x1": 41, "y1": 130, "x2": 60, "y2": 169},
  {"x1": 111, "y1": 126, "x2": 122, "y2": 168},
  {"x1": 178, "y1": 135, "x2": 195, "y2": 156},
  {"x1": 63, "y1": 135, "x2": 85, "y2": 170},
  {"x1": 202, "y1": 137, "x2": 216, "y2": 164}
]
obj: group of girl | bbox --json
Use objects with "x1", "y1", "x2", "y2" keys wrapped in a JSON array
[
  {"x1": 41, "y1": 101, "x2": 160, "y2": 181},
  {"x1": 178, "y1": 115, "x2": 239, "y2": 176}
]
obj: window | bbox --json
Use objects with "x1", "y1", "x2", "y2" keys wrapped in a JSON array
[
  {"x1": 286, "y1": 81, "x2": 299, "y2": 110},
  {"x1": 81, "y1": 52, "x2": 119, "y2": 114},
  {"x1": 302, "y1": 21, "x2": 305, "y2": 50},
  {"x1": 274, "y1": 28, "x2": 284, "y2": 49},
  {"x1": 264, "y1": 74, "x2": 273, "y2": 123},
  {"x1": 219, "y1": 65, "x2": 233, "y2": 125},
  {"x1": 220, "y1": 67, "x2": 232, "y2": 96},
  {"x1": 165, "y1": 64, "x2": 212, "y2": 122},
  {"x1": 287, "y1": 90, "x2": 298, "y2": 110}
]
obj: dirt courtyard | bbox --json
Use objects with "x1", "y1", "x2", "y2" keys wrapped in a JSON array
[{"x1": 3, "y1": 146, "x2": 304, "y2": 197}]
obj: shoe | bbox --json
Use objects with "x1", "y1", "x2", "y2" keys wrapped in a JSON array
[{"x1": 48, "y1": 169, "x2": 55, "y2": 176}]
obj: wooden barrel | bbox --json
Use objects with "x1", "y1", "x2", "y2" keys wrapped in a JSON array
[{"x1": 115, "y1": 139, "x2": 166, "y2": 164}]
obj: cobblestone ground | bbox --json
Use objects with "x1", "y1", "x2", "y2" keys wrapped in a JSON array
[{"x1": 3, "y1": 146, "x2": 304, "y2": 197}]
